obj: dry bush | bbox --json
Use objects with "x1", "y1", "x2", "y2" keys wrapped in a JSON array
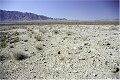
[
  {"x1": 13, "y1": 31, "x2": 19, "y2": 36},
  {"x1": 53, "y1": 30, "x2": 59, "y2": 34},
  {"x1": 10, "y1": 37, "x2": 20, "y2": 44},
  {"x1": 34, "y1": 35, "x2": 42, "y2": 41},
  {"x1": 109, "y1": 26, "x2": 119, "y2": 31},
  {"x1": 0, "y1": 41, "x2": 7, "y2": 48},
  {"x1": 14, "y1": 52, "x2": 29, "y2": 61},
  {"x1": 0, "y1": 37, "x2": 7, "y2": 48},
  {"x1": 36, "y1": 45, "x2": 43, "y2": 51}
]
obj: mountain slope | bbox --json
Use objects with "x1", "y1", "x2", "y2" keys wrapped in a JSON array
[{"x1": 0, "y1": 10, "x2": 66, "y2": 21}]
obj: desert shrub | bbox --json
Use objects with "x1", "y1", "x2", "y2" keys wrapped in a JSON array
[
  {"x1": 10, "y1": 37, "x2": 19, "y2": 43},
  {"x1": 0, "y1": 55, "x2": 6, "y2": 61},
  {"x1": 14, "y1": 52, "x2": 29, "y2": 61},
  {"x1": 0, "y1": 32, "x2": 8, "y2": 37},
  {"x1": 53, "y1": 30, "x2": 59, "y2": 34},
  {"x1": 24, "y1": 39, "x2": 28, "y2": 42},
  {"x1": 34, "y1": 35, "x2": 42, "y2": 41},
  {"x1": 36, "y1": 45, "x2": 43, "y2": 51},
  {"x1": 39, "y1": 29, "x2": 46, "y2": 34},
  {"x1": 109, "y1": 26, "x2": 119, "y2": 31},
  {"x1": 66, "y1": 31, "x2": 74, "y2": 36},
  {"x1": 0, "y1": 41, "x2": 7, "y2": 48},
  {"x1": 0, "y1": 33, "x2": 8, "y2": 48},
  {"x1": 66, "y1": 32, "x2": 72, "y2": 36},
  {"x1": 111, "y1": 67, "x2": 119, "y2": 73},
  {"x1": 0, "y1": 55, "x2": 9, "y2": 61},
  {"x1": 13, "y1": 31, "x2": 19, "y2": 36},
  {"x1": 0, "y1": 37, "x2": 6, "y2": 42},
  {"x1": 80, "y1": 35, "x2": 89, "y2": 41},
  {"x1": 0, "y1": 37, "x2": 7, "y2": 48},
  {"x1": 14, "y1": 37, "x2": 19, "y2": 42}
]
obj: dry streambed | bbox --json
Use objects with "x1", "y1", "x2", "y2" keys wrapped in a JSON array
[{"x1": 0, "y1": 24, "x2": 120, "y2": 79}]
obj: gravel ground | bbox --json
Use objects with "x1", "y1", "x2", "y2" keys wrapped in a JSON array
[{"x1": 0, "y1": 24, "x2": 120, "y2": 79}]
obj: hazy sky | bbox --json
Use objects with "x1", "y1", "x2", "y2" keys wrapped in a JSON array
[{"x1": 0, "y1": 0, "x2": 119, "y2": 20}]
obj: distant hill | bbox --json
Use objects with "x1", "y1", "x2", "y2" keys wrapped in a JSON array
[{"x1": 0, "y1": 10, "x2": 67, "y2": 21}]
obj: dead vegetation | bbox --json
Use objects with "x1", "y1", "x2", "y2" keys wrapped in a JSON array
[
  {"x1": 36, "y1": 45, "x2": 43, "y2": 51},
  {"x1": 14, "y1": 52, "x2": 29, "y2": 61},
  {"x1": 34, "y1": 34, "x2": 42, "y2": 41}
]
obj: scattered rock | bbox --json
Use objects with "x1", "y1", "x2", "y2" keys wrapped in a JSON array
[
  {"x1": 34, "y1": 35, "x2": 42, "y2": 41},
  {"x1": 25, "y1": 49, "x2": 28, "y2": 51},
  {"x1": 105, "y1": 61, "x2": 109, "y2": 65},
  {"x1": 59, "y1": 57, "x2": 64, "y2": 60},
  {"x1": 68, "y1": 53, "x2": 72, "y2": 55},
  {"x1": 106, "y1": 43, "x2": 110, "y2": 46},
  {"x1": 111, "y1": 67, "x2": 119, "y2": 73},
  {"x1": 43, "y1": 44, "x2": 46, "y2": 46},
  {"x1": 88, "y1": 50, "x2": 91, "y2": 53},
  {"x1": 58, "y1": 51, "x2": 61, "y2": 54},
  {"x1": 74, "y1": 38, "x2": 76, "y2": 40},
  {"x1": 30, "y1": 52, "x2": 36, "y2": 56},
  {"x1": 67, "y1": 33, "x2": 71, "y2": 36},
  {"x1": 0, "y1": 55, "x2": 8, "y2": 61},
  {"x1": 44, "y1": 62, "x2": 47, "y2": 63},
  {"x1": 36, "y1": 45, "x2": 43, "y2": 51},
  {"x1": 34, "y1": 76, "x2": 36, "y2": 78},
  {"x1": 24, "y1": 40, "x2": 28, "y2": 42},
  {"x1": 10, "y1": 45, "x2": 14, "y2": 48},
  {"x1": 53, "y1": 30, "x2": 59, "y2": 34},
  {"x1": 78, "y1": 46, "x2": 83, "y2": 50},
  {"x1": 79, "y1": 58, "x2": 86, "y2": 60}
]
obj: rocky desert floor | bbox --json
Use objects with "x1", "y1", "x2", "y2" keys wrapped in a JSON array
[{"x1": 0, "y1": 24, "x2": 120, "y2": 79}]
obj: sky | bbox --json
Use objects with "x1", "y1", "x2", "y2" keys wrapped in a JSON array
[{"x1": 0, "y1": 0, "x2": 119, "y2": 20}]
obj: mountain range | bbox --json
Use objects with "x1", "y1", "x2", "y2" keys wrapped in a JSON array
[{"x1": 0, "y1": 10, "x2": 67, "y2": 21}]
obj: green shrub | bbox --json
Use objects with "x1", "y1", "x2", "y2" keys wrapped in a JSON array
[
  {"x1": 0, "y1": 37, "x2": 6, "y2": 42},
  {"x1": 0, "y1": 41, "x2": 7, "y2": 48}
]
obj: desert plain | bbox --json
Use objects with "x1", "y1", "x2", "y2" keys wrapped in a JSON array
[{"x1": 0, "y1": 21, "x2": 120, "y2": 79}]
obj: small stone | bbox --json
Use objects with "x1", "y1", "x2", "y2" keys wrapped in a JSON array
[
  {"x1": 25, "y1": 49, "x2": 28, "y2": 51},
  {"x1": 94, "y1": 74, "x2": 97, "y2": 77},
  {"x1": 79, "y1": 58, "x2": 86, "y2": 60},
  {"x1": 58, "y1": 51, "x2": 61, "y2": 54},
  {"x1": 68, "y1": 53, "x2": 72, "y2": 55},
  {"x1": 111, "y1": 67, "x2": 119, "y2": 73},
  {"x1": 67, "y1": 33, "x2": 71, "y2": 36},
  {"x1": 31, "y1": 52, "x2": 35, "y2": 55},
  {"x1": 24, "y1": 40, "x2": 28, "y2": 42},
  {"x1": 60, "y1": 58, "x2": 64, "y2": 60},
  {"x1": 74, "y1": 38, "x2": 76, "y2": 40},
  {"x1": 0, "y1": 55, "x2": 7, "y2": 61},
  {"x1": 21, "y1": 42, "x2": 24, "y2": 44},
  {"x1": 43, "y1": 44, "x2": 46, "y2": 46},
  {"x1": 105, "y1": 61, "x2": 109, "y2": 65},
  {"x1": 106, "y1": 43, "x2": 110, "y2": 46},
  {"x1": 10, "y1": 45, "x2": 14, "y2": 48},
  {"x1": 73, "y1": 47, "x2": 77, "y2": 50},
  {"x1": 44, "y1": 62, "x2": 47, "y2": 63},
  {"x1": 34, "y1": 76, "x2": 36, "y2": 78},
  {"x1": 109, "y1": 53, "x2": 112, "y2": 55},
  {"x1": 78, "y1": 46, "x2": 82, "y2": 50},
  {"x1": 84, "y1": 43, "x2": 88, "y2": 46},
  {"x1": 88, "y1": 50, "x2": 91, "y2": 53},
  {"x1": 9, "y1": 60, "x2": 12, "y2": 62}
]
